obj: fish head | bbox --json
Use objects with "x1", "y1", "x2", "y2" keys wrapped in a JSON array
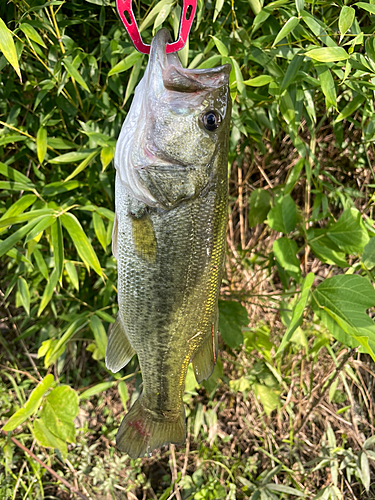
[{"x1": 115, "y1": 28, "x2": 231, "y2": 208}]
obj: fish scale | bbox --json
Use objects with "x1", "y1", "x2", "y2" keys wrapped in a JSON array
[{"x1": 105, "y1": 28, "x2": 231, "y2": 458}]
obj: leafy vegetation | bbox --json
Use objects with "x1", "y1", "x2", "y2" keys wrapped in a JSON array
[{"x1": 1, "y1": 0, "x2": 375, "y2": 498}]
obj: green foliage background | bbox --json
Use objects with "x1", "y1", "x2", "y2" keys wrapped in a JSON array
[{"x1": 1, "y1": 0, "x2": 375, "y2": 498}]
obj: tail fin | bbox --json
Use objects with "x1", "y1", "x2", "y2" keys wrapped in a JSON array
[{"x1": 116, "y1": 398, "x2": 186, "y2": 459}]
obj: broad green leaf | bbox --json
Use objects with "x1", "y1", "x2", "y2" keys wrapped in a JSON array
[
  {"x1": 64, "y1": 149, "x2": 100, "y2": 182},
  {"x1": 316, "y1": 65, "x2": 337, "y2": 110},
  {"x1": 33, "y1": 248, "x2": 49, "y2": 280},
  {"x1": 0, "y1": 194, "x2": 36, "y2": 234},
  {"x1": 0, "y1": 134, "x2": 27, "y2": 146},
  {"x1": 339, "y1": 7, "x2": 355, "y2": 42},
  {"x1": 280, "y1": 91, "x2": 295, "y2": 126},
  {"x1": 100, "y1": 146, "x2": 115, "y2": 171},
  {"x1": 267, "y1": 195, "x2": 297, "y2": 234},
  {"x1": 80, "y1": 381, "x2": 116, "y2": 399},
  {"x1": 65, "y1": 261, "x2": 79, "y2": 291},
  {"x1": 267, "y1": 484, "x2": 305, "y2": 497},
  {"x1": 49, "y1": 151, "x2": 92, "y2": 164},
  {"x1": 0, "y1": 17, "x2": 21, "y2": 80},
  {"x1": 312, "y1": 275, "x2": 375, "y2": 360},
  {"x1": 230, "y1": 57, "x2": 244, "y2": 94},
  {"x1": 42, "y1": 180, "x2": 81, "y2": 196},
  {"x1": 38, "y1": 268, "x2": 59, "y2": 316},
  {"x1": 108, "y1": 51, "x2": 142, "y2": 77},
  {"x1": 123, "y1": 55, "x2": 144, "y2": 106},
  {"x1": 17, "y1": 277, "x2": 30, "y2": 316},
  {"x1": 280, "y1": 53, "x2": 304, "y2": 92},
  {"x1": 327, "y1": 208, "x2": 369, "y2": 254},
  {"x1": 253, "y1": 384, "x2": 280, "y2": 415},
  {"x1": 273, "y1": 238, "x2": 301, "y2": 277},
  {"x1": 277, "y1": 273, "x2": 315, "y2": 354},
  {"x1": 96, "y1": 310, "x2": 115, "y2": 323},
  {"x1": 362, "y1": 238, "x2": 375, "y2": 269},
  {"x1": 309, "y1": 234, "x2": 348, "y2": 268},
  {"x1": 46, "y1": 316, "x2": 88, "y2": 364},
  {"x1": 335, "y1": 94, "x2": 366, "y2": 123},
  {"x1": 48, "y1": 137, "x2": 76, "y2": 150},
  {"x1": 51, "y1": 218, "x2": 64, "y2": 279},
  {"x1": 25, "y1": 216, "x2": 55, "y2": 244},
  {"x1": 118, "y1": 381, "x2": 129, "y2": 410},
  {"x1": 248, "y1": 189, "x2": 272, "y2": 227},
  {"x1": 0, "y1": 217, "x2": 45, "y2": 258},
  {"x1": 284, "y1": 158, "x2": 304, "y2": 195},
  {"x1": 0, "y1": 180, "x2": 35, "y2": 192},
  {"x1": 249, "y1": 0, "x2": 262, "y2": 15},
  {"x1": 139, "y1": 0, "x2": 173, "y2": 31},
  {"x1": 63, "y1": 59, "x2": 89, "y2": 92},
  {"x1": 295, "y1": 0, "x2": 304, "y2": 13},
  {"x1": 93, "y1": 212, "x2": 107, "y2": 251},
  {"x1": 213, "y1": 0, "x2": 225, "y2": 22},
  {"x1": 272, "y1": 16, "x2": 299, "y2": 47},
  {"x1": 19, "y1": 23, "x2": 47, "y2": 48},
  {"x1": 90, "y1": 314, "x2": 107, "y2": 359},
  {"x1": 218, "y1": 300, "x2": 249, "y2": 348},
  {"x1": 33, "y1": 418, "x2": 67, "y2": 457},
  {"x1": 153, "y1": 1, "x2": 173, "y2": 30},
  {"x1": 211, "y1": 35, "x2": 228, "y2": 57},
  {"x1": 0, "y1": 209, "x2": 54, "y2": 229},
  {"x1": 61, "y1": 212, "x2": 102, "y2": 276},
  {"x1": 354, "y1": 2, "x2": 375, "y2": 15},
  {"x1": 0, "y1": 162, "x2": 34, "y2": 185},
  {"x1": 243, "y1": 75, "x2": 273, "y2": 87},
  {"x1": 306, "y1": 47, "x2": 349, "y2": 63},
  {"x1": 2, "y1": 374, "x2": 54, "y2": 431},
  {"x1": 36, "y1": 127, "x2": 47, "y2": 163}
]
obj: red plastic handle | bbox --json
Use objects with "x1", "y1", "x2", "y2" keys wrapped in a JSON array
[{"x1": 116, "y1": 0, "x2": 197, "y2": 54}]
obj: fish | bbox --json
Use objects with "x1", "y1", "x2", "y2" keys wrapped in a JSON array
[{"x1": 105, "y1": 28, "x2": 231, "y2": 459}]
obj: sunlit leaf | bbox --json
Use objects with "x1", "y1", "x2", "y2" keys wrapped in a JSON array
[{"x1": 0, "y1": 17, "x2": 21, "y2": 80}]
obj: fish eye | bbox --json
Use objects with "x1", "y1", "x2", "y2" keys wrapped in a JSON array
[{"x1": 202, "y1": 110, "x2": 221, "y2": 132}]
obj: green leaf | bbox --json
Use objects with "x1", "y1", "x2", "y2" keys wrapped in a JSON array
[
  {"x1": 25, "y1": 215, "x2": 55, "y2": 243},
  {"x1": 123, "y1": 55, "x2": 144, "y2": 106},
  {"x1": 306, "y1": 47, "x2": 349, "y2": 62},
  {"x1": 38, "y1": 268, "x2": 59, "y2": 316},
  {"x1": 312, "y1": 275, "x2": 375, "y2": 360},
  {"x1": 267, "y1": 195, "x2": 297, "y2": 234},
  {"x1": 272, "y1": 16, "x2": 299, "y2": 47},
  {"x1": 63, "y1": 59, "x2": 89, "y2": 92},
  {"x1": 248, "y1": 189, "x2": 272, "y2": 227},
  {"x1": 92, "y1": 212, "x2": 107, "y2": 251},
  {"x1": 61, "y1": 212, "x2": 102, "y2": 276},
  {"x1": 153, "y1": 1, "x2": 173, "y2": 30},
  {"x1": 0, "y1": 194, "x2": 37, "y2": 235},
  {"x1": 19, "y1": 23, "x2": 47, "y2": 48},
  {"x1": 2, "y1": 374, "x2": 54, "y2": 431},
  {"x1": 267, "y1": 484, "x2": 305, "y2": 497},
  {"x1": 253, "y1": 384, "x2": 280, "y2": 415},
  {"x1": 100, "y1": 146, "x2": 115, "y2": 172},
  {"x1": 0, "y1": 17, "x2": 21, "y2": 80},
  {"x1": 139, "y1": 0, "x2": 173, "y2": 31},
  {"x1": 362, "y1": 238, "x2": 375, "y2": 269},
  {"x1": 42, "y1": 180, "x2": 81, "y2": 196},
  {"x1": 65, "y1": 261, "x2": 79, "y2": 291},
  {"x1": 0, "y1": 134, "x2": 27, "y2": 146},
  {"x1": 316, "y1": 65, "x2": 337, "y2": 110},
  {"x1": 211, "y1": 35, "x2": 228, "y2": 57},
  {"x1": 277, "y1": 273, "x2": 315, "y2": 354},
  {"x1": 242, "y1": 75, "x2": 273, "y2": 87},
  {"x1": 17, "y1": 277, "x2": 30, "y2": 316},
  {"x1": 273, "y1": 238, "x2": 301, "y2": 277},
  {"x1": 281, "y1": 53, "x2": 304, "y2": 92},
  {"x1": 327, "y1": 209, "x2": 369, "y2": 255},
  {"x1": 339, "y1": 7, "x2": 355, "y2": 42},
  {"x1": 49, "y1": 151, "x2": 93, "y2": 164},
  {"x1": 51, "y1": 218, "x2": 64, "y2": 279},
  {"x1": 213, "y1": 0, "x2": 225, "y2": 22},
  {"x1": 33, "y1": 248, "x2": 49, "y2": 280},
  {"x1": 80, "y1": 381, "x2": 116, "y2": 399},
  {"x1": 0, "y1": 217, "x2": 45, "y2": 258},
  {"x1": 33, "y1": 418, "x2": 67, "y2": 457},
  {"x1": 0, "y1": 162, "x2": 34, "y2": 185},
  {"x1": 36, "y1": 127, "x2": 47, "y2": 164},
  {"x1": 118, "y1": 381, "x2": 129, "y2": 410},
  {"x1": 335, "y1": 94, "x2": 366, "y2": 123},
  {"x1": 354, "y1": 2, "x2": 375, "y2": 15},
  {"x1": 108, "y1": 51, "x2": 142, "y2": 77},
  {"x1": 218, "y1": 300, "x2": 249, "y2": 348},
  {"x1": 64, "y1": 149, "x2": 100, "y2": 182},
  {"x1": 90, "y1": 314, "x2": 107, "y2": 359}
]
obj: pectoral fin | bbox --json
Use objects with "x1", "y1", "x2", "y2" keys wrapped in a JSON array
[
  {"x1": 105, "y1": 314, "x2": 135, "y2": 373},
  {"x1": 192, "y1": 325, "x2": 218, "y2": 384}
]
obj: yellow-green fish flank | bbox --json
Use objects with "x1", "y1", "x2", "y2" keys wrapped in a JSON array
[{"x1": 105, "y1": 28, "x2": 231, "y2": 459}]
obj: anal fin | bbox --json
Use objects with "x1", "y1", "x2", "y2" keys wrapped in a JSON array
[
  {"x1": 105, "y1": 314, "x2": 135, "y2": 373},
  {"x1": 192, "y1": 325, "x2": 218, "y2": 384}
]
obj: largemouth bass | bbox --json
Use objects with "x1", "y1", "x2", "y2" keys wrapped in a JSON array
[{"x1": 105, "y1": 28, "x2": 231, "y2": 459}]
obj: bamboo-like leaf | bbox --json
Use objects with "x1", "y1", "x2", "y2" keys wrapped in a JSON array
[
  {"x1": 306, "y1": 47, "x2": 349, "y2": 62},
  {"x1": 90, "y1": 314, "x2": 107, "y2": 359},
  {"x1": 49, "y1": 151, "x2": 92, "y2": 164},
  {"x1": 61, "y1": 212, "x2": 102, "y2": 276},
  {"x1": 65, "y1": 261, "x2": 79, "y2": 291},
  {"x1": 51, "y1": 218, "x2": 64, "y2": 279},
  {"x1": 63, "y1": 59, "x2": 89, "y2": 92},
  {"x1": 37, "y1": 127, "x2": 47, "y2": 164},
  {"x1": 213, "y1": 0, "x2": 224, "y2": 22},
  {"x1": 64, "y1": 149, "x2": 100, "y2": 182},
  {"x1": 211, "y1": 35, "x2": 228, "y2": 57},
  {"x1": 17, "y1": 277, "x2": 30, "y2": 316},
  {"x1": 19, "y1": 23, "x2": 47, "y2": 48},
  {"x1": 123, "y1": 56, "x2": 144, "y2": 106},
  {"x1": 93, "y1": 212, "x2": 107, "y2": 251},
  {"x1": 243, "y1": 75, "x2": 274, "y2": 86},
  {"x1": 272, "y1": 16, "x2": 299, "y2": 47},
  {"x1": 0, "y1": 217, "x2": 45, "y2": 258},
  {"x1": 0, "y1": 17, "x2": 21, "y2": 80},
  {"x1": 80, "y1": 381, "x2": 116, "y2": 400},
  {"x1": 25, "y1": 215, "x2": 55, "y2": 243},
  {"x1": 339, "y1": 6, "x2": 355, "y2": 42},
  {"x1": 108, "y1": 51, "x2": 142, "y2": 77},
  {"x1": 100, "y1": 146, "x2": 115, "y2": 172}
]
